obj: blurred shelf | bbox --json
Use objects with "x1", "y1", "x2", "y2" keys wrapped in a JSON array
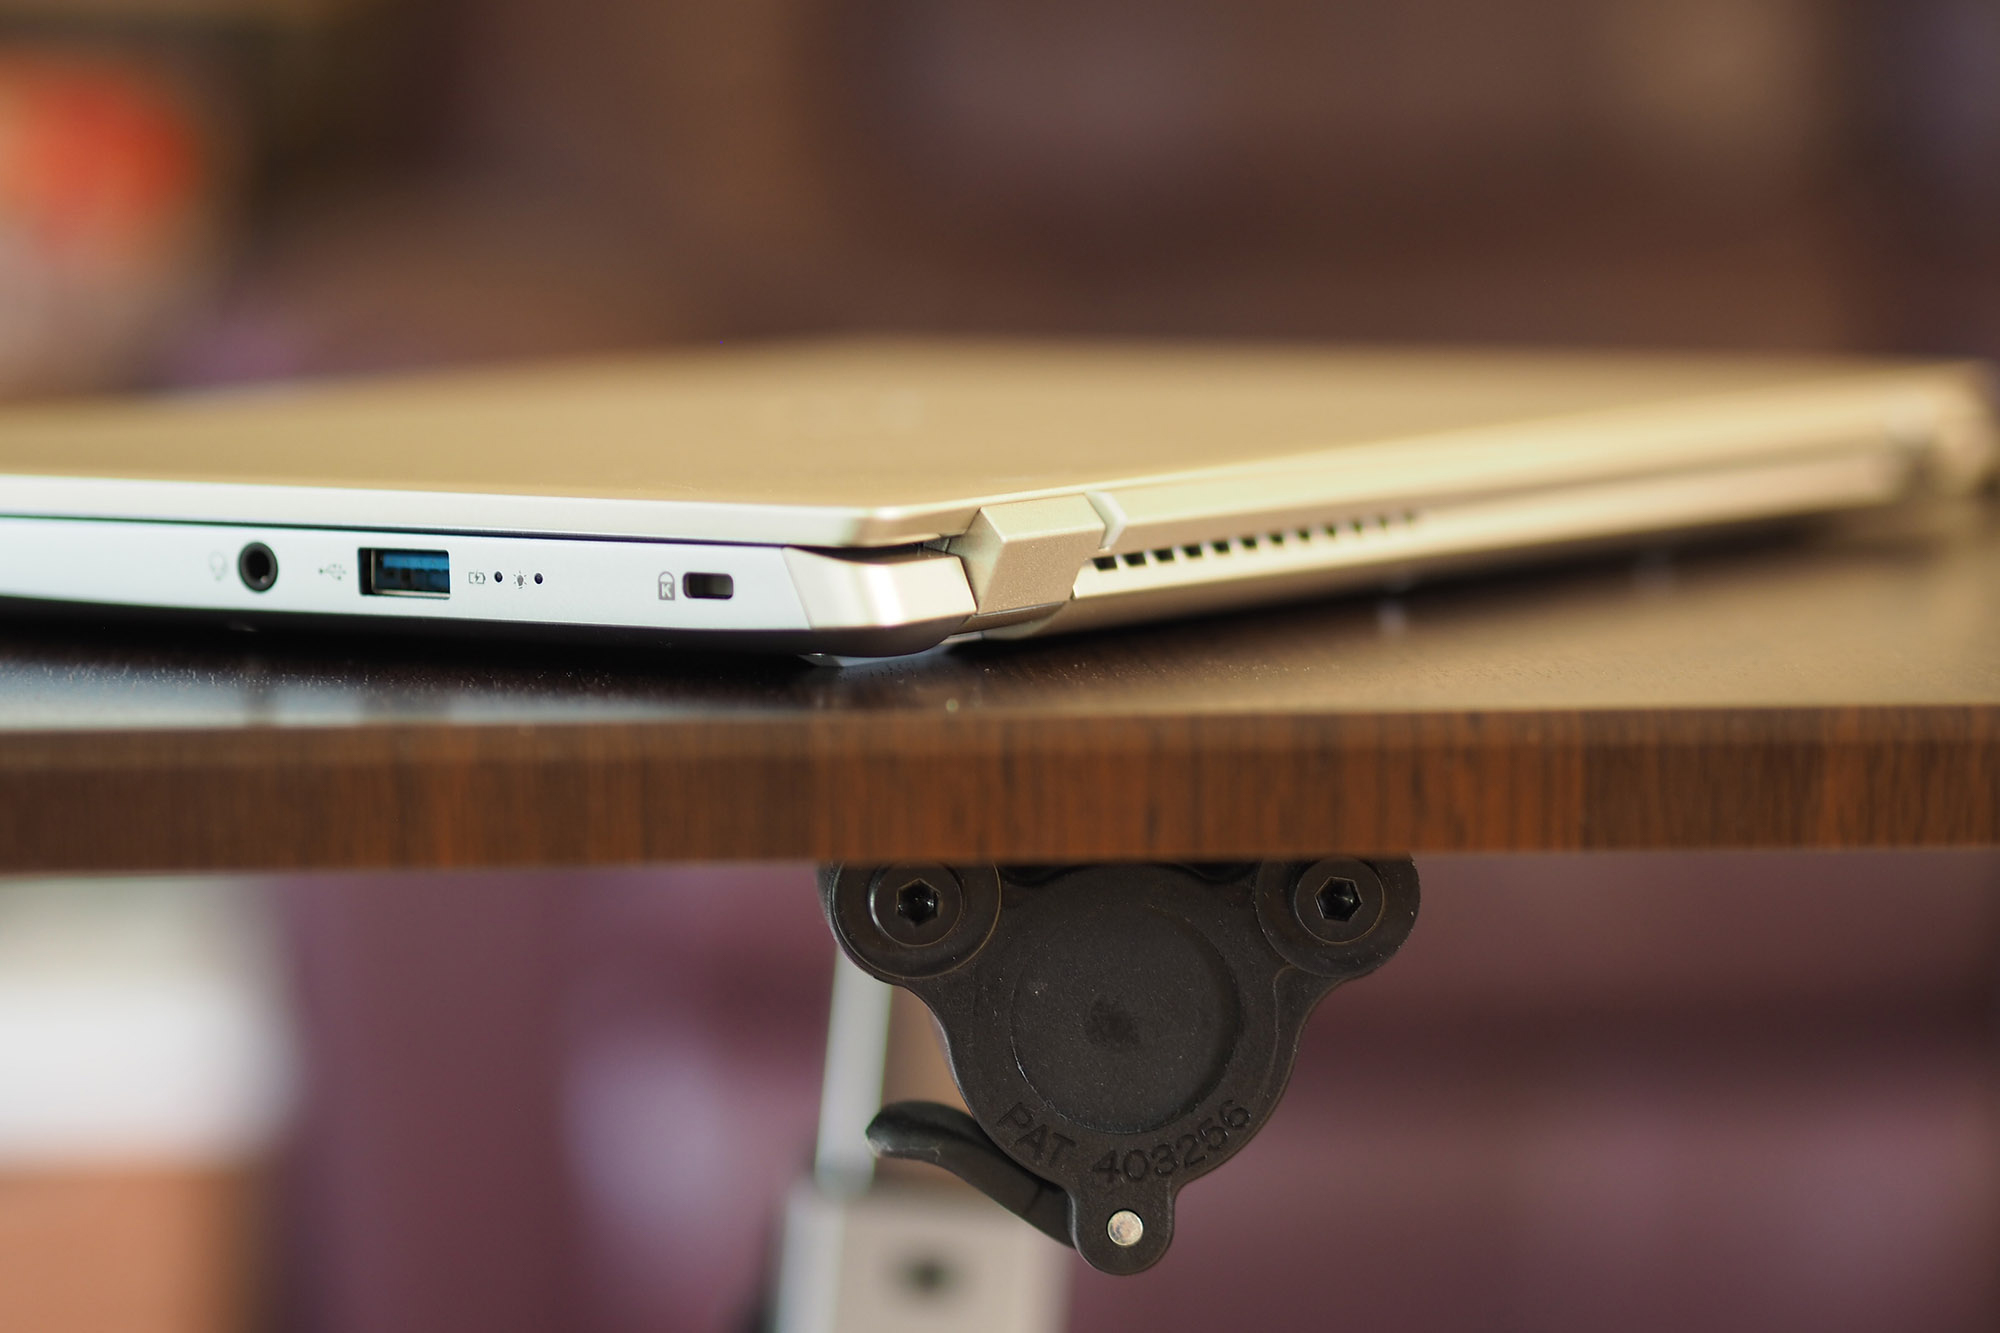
[
  {"x1": 0, "y1": 0, "x2": 381, "y2": 24},
  {"x1": 2, "y1": 498, "x2": 1997, "y2": 873}
]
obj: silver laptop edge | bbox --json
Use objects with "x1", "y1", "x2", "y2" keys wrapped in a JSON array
[{"x1": 1, "y1": 352, "x2": 1993, "y2": 656}]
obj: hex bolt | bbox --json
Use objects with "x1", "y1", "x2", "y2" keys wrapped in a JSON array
[
  {"x1": 1315, "y1": 877, "x2": 1362, "y2": 922},
  {"x1": 1106, "y1": 1210, "x2": 1145, "y2": 1247},
  {"x1": 898, "y1": 880, "x2": 940, "y2": 927},
  {"x1": 868, "y1": 864, "x2": 965, "y2": 947},
  {"x1": 1291, "y1": 858, "x2": 1384, "y2": 944}
]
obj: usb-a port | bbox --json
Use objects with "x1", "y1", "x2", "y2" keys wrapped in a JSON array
[{"x1": 360, "y1": 548, "x2": 450, "y2": 597}]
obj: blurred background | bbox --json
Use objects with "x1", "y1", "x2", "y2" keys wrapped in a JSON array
[
  {"x1": 7, "y1": 856, "x2": 1996, "y2": 1332},
  {"x1": 4, "y1": 2, "x2": 2000, "y2": 1330},
  {"x1": 3, "y1": 0, "x2": 2000, "y2": 394}
]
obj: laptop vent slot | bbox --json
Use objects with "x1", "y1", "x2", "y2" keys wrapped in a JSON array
[{"x1": 1088, "y1": 510, "x2": 1424, "y2": 573}]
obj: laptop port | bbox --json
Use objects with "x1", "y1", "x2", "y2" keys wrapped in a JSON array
[
  {"x1": 682, "y1": 572, "x2": 733, "y2": 600},
  {"x1": 361, "y1": 548, "x2": 450, "y2": 597},
  {"x1": 237, "y1": 542, "x2": 278, "y2": 592}
]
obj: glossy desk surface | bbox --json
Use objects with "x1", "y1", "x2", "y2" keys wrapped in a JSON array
[{"x1": 3, "y1": 499, "x2": 1996, "y2": 872}]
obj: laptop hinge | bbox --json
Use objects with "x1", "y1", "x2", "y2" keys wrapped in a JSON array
[{"x1": 946, "y1": 495, "x2": 1106, "y2": 621}]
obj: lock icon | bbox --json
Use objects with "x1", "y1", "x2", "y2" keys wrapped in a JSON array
[{"x1": 657, "y1": 572, "x2": 676, "y2": 601}]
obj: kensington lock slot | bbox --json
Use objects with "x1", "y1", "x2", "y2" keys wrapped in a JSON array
[{"x1": 682, "y1": 572, "x2": 733, "y2": 600}]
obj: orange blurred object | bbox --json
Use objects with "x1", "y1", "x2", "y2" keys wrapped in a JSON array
[
  {"x1": 0, "y1": 48, "x2": 218, "y2": 395},
  {"x1": 0, "y1": 53, "x2": 203, "y2": 258}
]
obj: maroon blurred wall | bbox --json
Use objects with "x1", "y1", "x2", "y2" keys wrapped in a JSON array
[
  {"x1": 168, "y1": 0, "x2": 2000, "y2": 381},
  {"x1": 279, "y1": 852, "x2": 2000, "y2": 1333}
]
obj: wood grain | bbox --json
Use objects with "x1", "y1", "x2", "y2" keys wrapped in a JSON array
[{"x1": 3, "y1": 500, "x2": 1998, "y2": 872}]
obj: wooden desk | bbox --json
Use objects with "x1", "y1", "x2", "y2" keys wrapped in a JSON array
[{"x1": 3, "y1": 498, "x2": 1997, "y2": 875}]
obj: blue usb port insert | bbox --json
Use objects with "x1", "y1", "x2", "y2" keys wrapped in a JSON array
[{"x1": 361, "y1": 548, "x2": 451, "y2": 597}]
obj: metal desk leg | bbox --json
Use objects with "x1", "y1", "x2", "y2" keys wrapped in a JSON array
[{"x1": 772, "y1": 955, "x2": 1070, "y2": 1333}]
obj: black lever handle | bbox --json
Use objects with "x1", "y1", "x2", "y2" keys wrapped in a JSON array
[{"x1": 868, "y1": 1100, "x2": 1073, "y2": 1245}]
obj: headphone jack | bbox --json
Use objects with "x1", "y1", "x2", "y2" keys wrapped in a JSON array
[{"x1": 238, "y1": 542, "x2": 278, "y2": 592}]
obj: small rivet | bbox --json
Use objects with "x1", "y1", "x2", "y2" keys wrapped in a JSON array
[
  {"x1": 1106, "y1": 1210, "x2": 1144, "y2": 1247},
  {"x1": 899, "y1": 1253, "x2": 956, "y2": 1297}
]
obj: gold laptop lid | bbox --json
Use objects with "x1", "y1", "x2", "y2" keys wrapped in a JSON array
[{"x1": 0, "y1": 341, "x2": 1990, "y2": 548}]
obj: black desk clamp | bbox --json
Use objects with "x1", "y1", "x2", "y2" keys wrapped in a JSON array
[{"x1": 820, "y1": 859, "x2": 1419, "y2": 1274}]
